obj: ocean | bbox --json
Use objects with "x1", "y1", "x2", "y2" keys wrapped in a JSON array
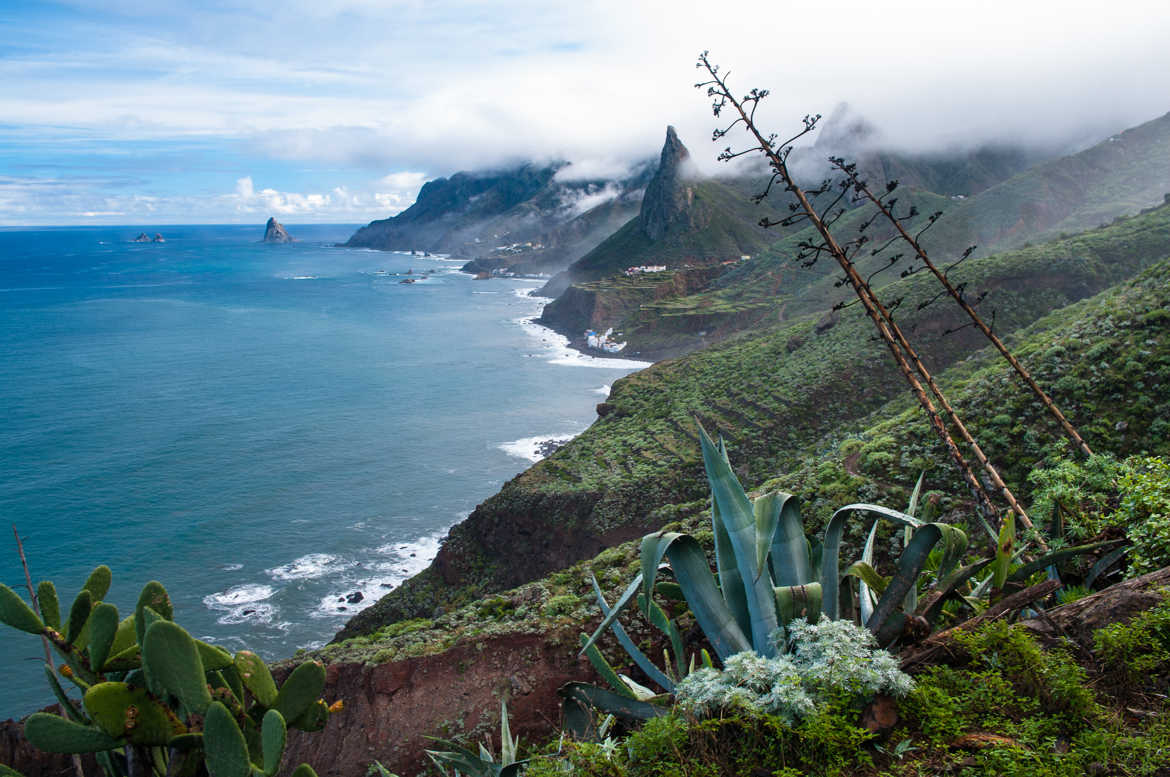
[{"x1": 0, "y1": 224, "x2": 646, "y2": 719}]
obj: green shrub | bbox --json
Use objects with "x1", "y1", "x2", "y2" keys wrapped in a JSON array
[
  {"x1": 674, "y1": 620, "x2": 911, "y2": 724},
  {"x1": 1116, "y1": 457, "x2": 1170, "y2": 574},
  {"x1": 1094, "y1": 594, "x2": 1170, "y2": 686}
]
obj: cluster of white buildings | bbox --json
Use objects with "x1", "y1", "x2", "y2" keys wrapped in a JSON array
[
  {"x1": 584, "y1": 328, "x2": 627, "y2": 353},
  {"x1": 623, "y1": 264, "x2": 668, "y2": 277}
]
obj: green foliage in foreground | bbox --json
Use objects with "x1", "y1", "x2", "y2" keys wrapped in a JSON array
[
  {"x1": 0, "y1": 570, "x2": 334, "y2": 777},
  {"x1": 345, "y1": 209, "x2": 1170, "y2": 635},
  {"x1": 674, "y1": 620, "x2": 911, "y2": 725},
  {"x1": 583, "y1": 425, "x2": 966, "y2": 685},
  {"x1": 426, "y1": 699, "x2": 527, "y2": 777},
  {"x1": 525, "y1": 617, "x2": 1170, "y2": 777},
  {"x1": 1028, "y1": 453, "x2": 1170, "y2": 577}
]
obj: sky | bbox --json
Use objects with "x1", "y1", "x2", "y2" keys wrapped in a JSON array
[{"x1": 2, "y1": 0, "x2": 1169, "y2": 226}]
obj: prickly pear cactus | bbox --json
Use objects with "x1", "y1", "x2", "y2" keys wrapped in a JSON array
[{"x1": 0, "y1": 568, "x2": 337, "y2": 777}]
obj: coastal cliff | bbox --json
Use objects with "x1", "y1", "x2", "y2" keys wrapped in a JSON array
[{"x1": 340, "y1": 201, "x2": 1170, "y2": 640}]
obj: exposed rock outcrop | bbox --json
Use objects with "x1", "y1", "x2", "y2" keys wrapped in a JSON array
[
  {"x1": 280, "y1": 628, "x2": 590, "y2": 777},
  {"x1": 263, "y1": 217, "x2": 295, "y2": 243},
  {"x1": 640, "y1": 126, "x2": 697, "y2": 241}
]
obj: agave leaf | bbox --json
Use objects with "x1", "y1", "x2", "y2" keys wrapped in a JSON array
[
  {"x1": 992, "y1": 513, "x2": 1016, "y2": 591},
  {"x1": 906, "y1": 471, "x2": 926, "y2": 518},
  {"x1": 844, "y1": 561, "x2": 888, "y2": 598},
  {"x1": 578, "y1": 634, "x2": 634, "y2": 699},
  {"x1": 581, "y1": 573, "x2": 643, "y2": 658},
  {"x1": 637, "y1": 594, "x2": 685, "y2": 680},
  {"x1": 711, "y1": 499, "x2": 750, "y2": 638},
  {"x1": 765, "y1": 492, "x2": 811, "y2": 588},
  {"x1": 426, "y1": 743, "x2": 489, "y2": 777},
  {"x1": 558, "y1": 682, "x2": 668, "y2": 724},
  {"x1": 589, "y1": 576, "x2": 673, "y2": 692},
  {"x1": 857, "y1": 520, "x2": 880, "y2": 625},
  {"x1": 500, "y1": 762, "x2": 528, "y2": 777},
  {"x1": 774, "y1": 583, "x2": 822, "y2": 628},
  {"x1": 752, "y1": 492, "x2": 780, "y2": 580},
  {"x1": 658, "y1": 532, "x2": 751, "y2": 660},
  {"x1": 1084, "y1": 545, "x2": 1129, "y2": 589},
  {"x1": 1007, "y1": 538, "x2": 1126, "y2": 584},
  {"x1": 869, "y1": 524, "x2": 963, "y2": 643},
  {"x1": 822, "y1": 503, "x2": 918, "y2": 619},
  {"x1": 499, "y1": 700, "x2": 519, "y2": 766},
  {"x1": 696, "y1": 423, "x2": 779, "y2": 655},
  {"x1": 633, "y1": 531, "x2": 750, "y2": 660},
  {"x1": 619, "y1": 675, "x2": 659, "y2": 702},
  {"x1": 933, "y1": 522, "x2": 967, "y2": 583},
  {"x1": 903, "y1": 472, "x2": 925, "y2": 613},
  {"x1": 918, "y1": 557, "x2": 994, "y2": 625}
]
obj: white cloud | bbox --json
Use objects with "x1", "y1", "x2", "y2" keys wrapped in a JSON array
[
  {"x1": 0, "y1": 171, "x2": 427, "y2": 226},
  {"x1": 235, "y1": 176, "x2": 255, "y2": 198},
  {"x1": 3, "y1": 0, "x2": 1170, "y2": 224}
]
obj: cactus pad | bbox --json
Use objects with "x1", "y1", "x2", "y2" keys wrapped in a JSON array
[
  {"x1": 87, "y1": 602, "x2": 120, "y2": 673},
  {"x1": 36, "y1": 581, "x2": 60, "y2": 630},
  {"x1": 203, "y1": 702, "x2": 252, "y2": 777},
  {"x1": 81, "y1": 566, "x2": 112, "y2": 602},
  {"x1": 0, "y1": 584, "x2": 45, "y2": 636},
  {"x1": 234, "y1": 651, "x2": 277, "y2": 708},
  {"x1": 64, "y1": 590, "x2": 92, "y2": 645},
  {"x1": 261, "y1": 709, "x2": 287, "y2": 776},
  {"x1": 84, "y1": 682, "x2": 185, "y2": 746},
  {"x1": 24, "y1": 712, "x2": 120, "y2": 754},
  {"x1": 273, "y1": 662, "x2": 325, "y2": 723},
  {"x1": 142, "y1": 620, "x2": 211, "y2": 716}
]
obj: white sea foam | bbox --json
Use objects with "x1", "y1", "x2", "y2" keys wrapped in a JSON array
[
  {"x1": 311, "y1": 530, "x2": 448, "y2": 618},
  {"x1": 513, "y1": 316, "x2": 651, "y2": 369},
  {"x1": 499, "y1": 434, "x2": 575, "y2": 463},
  {"x1": 267, "y1": 553, "x2": 352, "y2": 581},
  {"x1": 214, "y1": 604, "x2": 276, "y2": 625},
  {"x1": 513, "y1": 286, "x2": 550, "y2": 302},
  {"x1": 203, "y1": 584, "x2": 274, "y2": 608},
  {"x1": 221, "y1": 563, "x2": 244, "y2": 572},
  {"x1": 593, "y1": 384, "x2": 611, "y2": 396}
]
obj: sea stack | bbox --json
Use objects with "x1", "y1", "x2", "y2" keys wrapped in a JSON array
[{"x1": 263, "y1": 217, "x2": 295, "y2": 243}]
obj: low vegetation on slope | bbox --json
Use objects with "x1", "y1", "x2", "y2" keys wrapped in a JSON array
[
  {"x1": 337, "y1": 207, "x2": 1170, "y2": 641},
  {"x1": 565, "y1": 111, "x2": 1170, "y2": 357},
  {"x1": 312, "y1": 256, "x2": 1170, "y2": 776}
]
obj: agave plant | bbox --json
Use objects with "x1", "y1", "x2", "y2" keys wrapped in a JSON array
[
  {"x1": 580, "y1": 423, "x2": 970, "y2": 699},
  {"x1": 425, "y1": 699, "x2": 527, "y2": 777}
]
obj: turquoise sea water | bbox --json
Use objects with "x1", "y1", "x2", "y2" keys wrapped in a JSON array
[{"x1": 0, "y1": 224, "x2": 645, "y2": 719}]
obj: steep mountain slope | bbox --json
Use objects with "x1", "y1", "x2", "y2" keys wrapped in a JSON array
[
  {"x1": 313, "y1": 252, "x2": 1170, "y2": 775},
  {"x1": 538, "y1": 127, "x2": 782, "y2": 339},
  {"x1": 583, "y1": 110, "x2": 1170, "y2": 358},
  {"x1": 343, "y1": 161, "x2": 649, "y2": 273},
  {"x1": 335, "y1": 202, "x2": 1170, "y2": 639}
]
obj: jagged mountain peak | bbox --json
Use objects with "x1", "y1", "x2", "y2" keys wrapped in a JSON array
[{"x1": 640, "y1": 125, "x2": 698, "y2": 241}]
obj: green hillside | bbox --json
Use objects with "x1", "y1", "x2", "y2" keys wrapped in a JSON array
[
  {"x1": 338, "y1": 202, "x2": 1170, "y2": 638},
  {"x1": 557, "y1": 112, "x2": 1170, "y2": 357},
  {"x1": 563, "y1": 177, "x2": 779, "y2": 281}
]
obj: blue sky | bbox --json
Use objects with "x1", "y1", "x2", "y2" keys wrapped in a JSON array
[{"x1": 2, "y1": 0, "x2": 1169, "y2": 225}]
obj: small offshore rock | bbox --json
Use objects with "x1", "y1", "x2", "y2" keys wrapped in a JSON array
[
  {"x1": 263, "y1": 217, "x2": 295, "y2": 243},
  {"x1": 346, "y1": 591, "x2": 364, "y2": 604}
]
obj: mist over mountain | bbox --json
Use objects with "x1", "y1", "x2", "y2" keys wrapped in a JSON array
[{"x1": 343, "y1": 159, "x2": 652, "y2": 275}]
